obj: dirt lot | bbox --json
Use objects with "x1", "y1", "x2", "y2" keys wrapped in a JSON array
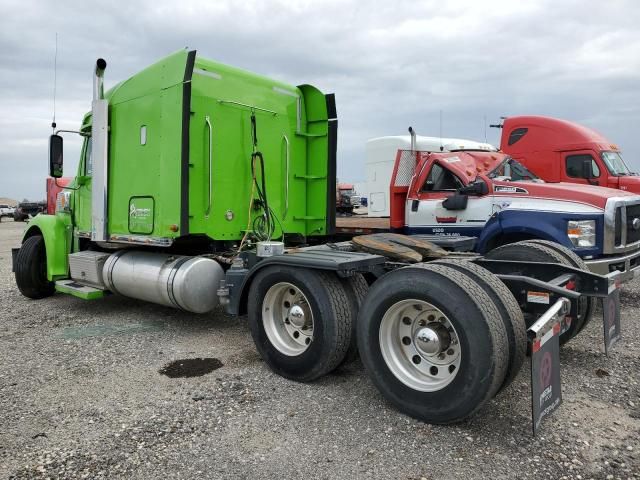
[{"x1": 0, "y1": 219, "x2": 639, "y2": 479}]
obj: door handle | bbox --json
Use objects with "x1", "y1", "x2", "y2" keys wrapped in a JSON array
[{"x1": 205, "y1": 115, "x2": 213, "y2": 217}]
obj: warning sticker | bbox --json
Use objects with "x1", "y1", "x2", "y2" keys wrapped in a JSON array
[{"x1": 527, "y1": 291, "x2": 550, "y2": 304}]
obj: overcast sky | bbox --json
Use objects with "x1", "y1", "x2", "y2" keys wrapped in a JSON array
[{"x1": 1, "y1": 0, "x2": 639, "y2": 200}]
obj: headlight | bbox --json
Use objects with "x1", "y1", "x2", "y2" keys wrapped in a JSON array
[{"x1": 567, "y1": 220, "x2": 596, "y2": 247}]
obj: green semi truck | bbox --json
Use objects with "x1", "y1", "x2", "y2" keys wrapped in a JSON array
[{"x1": 12, "y1": 50, "x2": 624, "y2": 429}]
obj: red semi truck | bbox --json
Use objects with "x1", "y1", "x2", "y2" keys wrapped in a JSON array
[{"x1": 496, "y1": 115, "x2": 639, "y2": 192}]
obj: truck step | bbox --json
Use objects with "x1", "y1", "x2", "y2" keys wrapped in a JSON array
[{"x1": 55, "y1": 280, "x2": 105, "y2": 300}]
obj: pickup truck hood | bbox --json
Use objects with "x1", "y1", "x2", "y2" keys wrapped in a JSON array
[{"x1": 492, "y1": 180, "x2": 639, "y2": 210}]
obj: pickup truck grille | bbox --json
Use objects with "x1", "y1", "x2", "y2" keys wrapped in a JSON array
[
  {"x1": 626, "y1": 204, "x2": 640, "y2": 245},
  {"x1": 614, "y1": 204, "x2": 640, "y2": 247}
]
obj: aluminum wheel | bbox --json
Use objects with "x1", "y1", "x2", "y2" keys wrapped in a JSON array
[
  {"x1": 262, "y1": 282, "x2": 314, "y2": 356},
  {"x1": 379, "y1": 299, "x2": 461, "y2": 392}
]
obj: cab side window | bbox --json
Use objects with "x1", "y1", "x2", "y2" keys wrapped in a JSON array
[
  {"x1": 566, "y1": 154, "x2": 600, "y2": 178},
  {"x1": 422, "y1": 163, "x2": 464, "y2": 191},
  {"x1": 508, "y1": 127, "x2": 528, "y2": 146},
  {"x1": 83, "y1": 137, "x2": 93, "y2": 176}
]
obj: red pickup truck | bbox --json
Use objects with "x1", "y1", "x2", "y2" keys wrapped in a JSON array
[
  {"x1": 497, "y1": 115, "x2": 640, "y2": 192},
  {"x1": 381, "y1": 148, "x2": 640, "y2": 279}
]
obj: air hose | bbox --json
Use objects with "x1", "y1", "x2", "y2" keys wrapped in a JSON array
[{"x1": 239, "y1": 113, "x2": 277, "y2": 247}]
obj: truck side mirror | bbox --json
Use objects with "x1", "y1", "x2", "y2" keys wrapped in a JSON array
[
  {"x1": 442, "y1": 193, "x2": 468, "y2": 210},
  {"x1": 581, "y1": 159, "x2": 593, "y2": 179},
  {"x1": 49, "y1": 134, "x2": 63, "y2": 178}
]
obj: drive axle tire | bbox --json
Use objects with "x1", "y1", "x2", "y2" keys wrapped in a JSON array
[
  {"x1": 357, "y1": 264, "x2": 509, "y2": 424},
  {"x1": 338, "y1": 273, "x2": 369, "y2": 365},
  {"x1": 14, "y1": 235, "x2": 55, "y2": 299},
  {"x1": 432, "y1": 259, "x2": 526, "y2": 395},
  {"x1": 485, "y1": 241, "x2": 586, "y2": 344},
  {"x1": 248, "y1": 266, "x2": 352, "y2": 382},
  {"x1": 523, "y1": 239, "x2": 595, "y2": 334}
]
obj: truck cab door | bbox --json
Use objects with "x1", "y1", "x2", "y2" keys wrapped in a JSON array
[
  {"x1": 406, "y1": 161, "x2": 492, "y2": 236},
  {"x1": 74, "y1": 136, "x2": 93, "y2": 236},
  {"x1": 563, "y1": 151, "x2": 607, "y2": 187}
]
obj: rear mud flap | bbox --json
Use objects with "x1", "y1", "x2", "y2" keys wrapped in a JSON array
[
  {"x1": 528, "y1": 298, "x2": 568, "y2": 436},
  {"x1": 527, "y1": 284, "x2": 622, "y2": 435}
]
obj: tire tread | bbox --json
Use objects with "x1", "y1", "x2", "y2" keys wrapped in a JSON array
[
  {"x1": 432, "y1": 259, "x2": 527, "y2": 394},
  {"x1": 15, "y1": 235, "x2": 55, "y2": 299}
]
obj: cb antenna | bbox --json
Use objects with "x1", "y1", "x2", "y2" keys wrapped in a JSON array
[
  {"x1": 484, "y1": 115, "x2": 487, "y2": 143},
  {"x1": 51, "y1": 33, "x2": 58, "y2": 132},
  {"x1": 439, "y1": 110, "x2": 444, "y2": 151}
]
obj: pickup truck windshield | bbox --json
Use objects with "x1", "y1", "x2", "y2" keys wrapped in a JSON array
[
  {"x1": 488, "y1": 158, "x2": 540, "y2": 182},
  {"x1": 601, "y1": 151, "x2": 631, "y2": 176}
]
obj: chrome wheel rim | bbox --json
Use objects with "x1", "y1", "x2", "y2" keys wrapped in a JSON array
[
  {"x1": 262, "y1": 282, "x2": 314, "y2": 356},
  {"x1": 379, "y1": 299, "x2": 461, "y2": 392}
]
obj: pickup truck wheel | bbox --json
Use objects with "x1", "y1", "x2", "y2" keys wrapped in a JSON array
[
  {"x1": 522, "y1": 240, "x2": 595, "y2": 334},
  {"x1": 432, "y1": 259, "x2": 526, "y2": 395},
  {"x1": 248, "y1": 266, "x2": 352, "y2": 382},
  {"x1": 338, "y1": 274, "x2": 369, "y2": 365},
  {"x1": 14, "y1": 235, "x2": 55, "y2": 299},
  {"x1": 485, "y1": 241, "x2": 584, "y2": 344},
  {"x1": 357, "y1": 264, "x2": 509, "y2": 424}
]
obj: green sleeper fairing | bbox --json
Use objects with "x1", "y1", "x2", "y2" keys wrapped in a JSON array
[{"x1": 27, "y1": 49, "x2": 337, "y2": 279}]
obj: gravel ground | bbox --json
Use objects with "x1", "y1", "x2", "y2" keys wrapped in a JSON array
[{"x1": 0, "y1": 219, "x2": 638, "y2": 480}]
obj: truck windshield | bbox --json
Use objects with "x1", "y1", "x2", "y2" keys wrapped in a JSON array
[
  {"x1": 601, "y1": 151, "x2": 631, "y2": 176},
  {"x1": 488, "y1": 158, "x2": 540, "y2": 182}
]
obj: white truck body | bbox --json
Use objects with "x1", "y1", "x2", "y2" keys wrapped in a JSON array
[
  {"x1": 365, "y1": 135, "x2": 497, "y2": 217},
  {"x1": 0, "y1": 204, "x2": 15, "y2": 218}
]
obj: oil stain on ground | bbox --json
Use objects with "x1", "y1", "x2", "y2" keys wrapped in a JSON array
[{"x1": 159, "y1": 358, "x2": 224, "y2": 378}]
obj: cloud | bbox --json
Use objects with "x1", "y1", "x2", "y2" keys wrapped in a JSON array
[{"x1": 0, "y1": 0, "x2": 639, "y2": 200}]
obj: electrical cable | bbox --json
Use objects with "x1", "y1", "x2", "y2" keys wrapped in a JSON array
[
  {"x1": 237, "y1": 173, "x2": 256, "y2": 252},
  {"x1": 238, "y1": 112, "x2": 280, "y2": 251}
]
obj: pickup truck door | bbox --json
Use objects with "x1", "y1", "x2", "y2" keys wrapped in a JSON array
[{"x1": 406, "y1": 160, "x2": 493, "y2": 237}]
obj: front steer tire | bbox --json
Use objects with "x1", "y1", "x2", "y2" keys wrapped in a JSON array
[
  {"x1": 522, "y1": 239, "x2": 596, "y2": 334},
  {"x1": 357, "y1": 264, "x2": 509, "y2": 424},
  {"x1": 485, "y1": 241, "x2": 587, "y2": 344},
  {"x1": 14, "y1": 235, "x2": 55, "y2": 299},
  {"x1": 248, "y1": 266, "x2": 352, "y2": 382}
]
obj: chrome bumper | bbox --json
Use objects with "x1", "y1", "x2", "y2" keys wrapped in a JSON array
[{"x1": 585, "y1": 248, "x2": 640, "y2": 283}]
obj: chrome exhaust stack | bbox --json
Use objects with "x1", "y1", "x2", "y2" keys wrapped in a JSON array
[
  {"x1": 93, "y1": 58, "x2": 107, "y2": 101},
  {"x1": 408, "y1": 126, "x2": 416, "y2": 152},
  {"x1": 91, "y1": 58, "x2": 109, "y2": 242}
]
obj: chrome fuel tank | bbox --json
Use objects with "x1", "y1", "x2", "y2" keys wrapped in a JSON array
[{"x1": 103, "y1": 251, "x2": 224, "y2": 313}]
